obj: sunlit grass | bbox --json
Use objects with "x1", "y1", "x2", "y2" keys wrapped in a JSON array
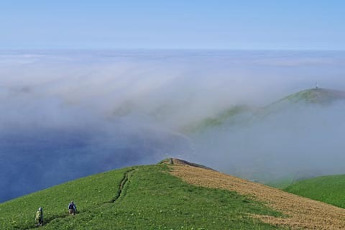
[
  {"x1": 0, "y1": 164, "x2": 283, "y2": 229},
  {"x1": 285, "y1": 174, "x2": 345, "y2": 208}
]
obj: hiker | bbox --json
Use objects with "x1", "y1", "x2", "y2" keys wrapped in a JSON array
[
  {"x1": 68, "y1": 201, "x2": 77, "y2": 215},
  {"x1": 35, "y1": 207, "x2": 43, "y2": 226}
]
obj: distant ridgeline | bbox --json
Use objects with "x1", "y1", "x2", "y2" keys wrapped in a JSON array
[
  {"x1": 184, "y1": 87, "x2": 345, "y2": 133},
  {"x1": 274, "y1": 88, "x2": 345, "y2": 105}
]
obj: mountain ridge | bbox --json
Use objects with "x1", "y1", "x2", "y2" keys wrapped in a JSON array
[
  {"x1": 278, "y1": 88, "x2": 345, "y2": 104},
  {"x1": 185, "y1": 87, "x2": 345, "y2": 133},
  {"x1": 2, "y1": 160, "x2": 345, "y2": 229}
]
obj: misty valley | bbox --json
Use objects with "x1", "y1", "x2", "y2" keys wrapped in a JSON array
[{"x1": 1, "y1": 50, "x2": 345, "y2": 202}]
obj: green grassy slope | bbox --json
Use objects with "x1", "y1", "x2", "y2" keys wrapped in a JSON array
[
  {"x1": 285, "y1": 174, "x2": 345, "y2": 209},
  {"x1": 0, "y1": 164, "x2": 284, "y2": 230},
  {"x1": 0, "y1": 167, "x2": 130, "y2": 229},
  {"x1": 257, "y1": 88, "x2": 345, "y2": 117}
]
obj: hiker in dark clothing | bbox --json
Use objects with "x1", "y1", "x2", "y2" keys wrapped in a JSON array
[
  {"x1": 35, "y1": 207, "x2": 43, "y2": 226},
  {"x1": 68, "y1": 201, "x2": 77, "y2": 215}
]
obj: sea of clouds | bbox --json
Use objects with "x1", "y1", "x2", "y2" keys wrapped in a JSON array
[{"x1": 1, "y1": 50, "x2": 345, "y2": 202}]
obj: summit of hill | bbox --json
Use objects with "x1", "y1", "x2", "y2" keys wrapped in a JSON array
[{"x1": 2, "y1": 159, "x2": 345, "y2": 229}]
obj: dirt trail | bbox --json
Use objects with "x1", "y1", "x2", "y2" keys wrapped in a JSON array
[
  {"x1": 170, "y1": 163, "x2": 345, "y2": 230},
  {"x1": 28, "y1": 169, "x2": 135, "y2": 229},
  {"x1": 112, "y1": 169, "x2": 135, "y2": 202}
]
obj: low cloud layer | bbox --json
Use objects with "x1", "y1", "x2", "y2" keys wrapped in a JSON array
[
  {"x1": 192, "y1": 102, "x2": 345, "y2": 182},
  {"x1": 1, "y1": 50, "x2": 345, "y2": 202}
]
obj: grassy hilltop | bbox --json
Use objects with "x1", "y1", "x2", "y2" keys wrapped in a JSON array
[
  {"x1": 3, "y1": 159, "x2": 345, "y2": 229},
  {"x1": 279, "y1": 88, "x2": 345, "y2": 104},
  {"x1": 0, "y1": 161, "x2": 282, "y2": 230}
]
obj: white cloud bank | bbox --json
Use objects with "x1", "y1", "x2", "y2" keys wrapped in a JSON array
[{"x1": 1, "y1": 50, "x2": 345, "y2": 202}]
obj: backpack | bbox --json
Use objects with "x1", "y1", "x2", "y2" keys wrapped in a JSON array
[{"x1": 69, "y1": 203, "x2": 74, "y2": 209}]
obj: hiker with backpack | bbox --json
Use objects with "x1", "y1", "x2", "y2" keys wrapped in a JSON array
[
  {"x1": 35, "y1": 207, "x2": 43, "y2": 226},
  {"x1": 68, "y1": 201, "x2": 77, "y2": 215}
]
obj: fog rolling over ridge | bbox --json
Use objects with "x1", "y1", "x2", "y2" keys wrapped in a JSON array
[
  {"x1": 1, "y1": 50, "x2": 345, "y2": 202},
  {"x1": 193, "y1": 100, "x2": 345, "y2": 182}
]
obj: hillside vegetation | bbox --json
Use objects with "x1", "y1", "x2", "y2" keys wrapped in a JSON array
[
  {"x1": 3, "y1": 160, "x2": 345, "y2": 229},
  {"x1": 171, "y1": 161, "x2": 345, "y2": 229},
  {"x1": 0, "y1": 167, "x2": 130, "y2": 229},
  {"x1": 0, "y1": 163, "x2": 282, "y2": 230},
  {"x1": 285, "y1": 174, "x2": 345, "y2": 209}
]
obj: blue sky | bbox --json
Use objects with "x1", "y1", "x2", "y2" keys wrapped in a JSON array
[{"x1": 1, "y1": 0, "x2": 345, "y2": 50}]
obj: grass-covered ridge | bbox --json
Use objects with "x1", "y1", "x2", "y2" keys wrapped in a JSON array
[
  {"x1": 284, "y1": 174, "x2": 345, "y2": 209},
  {"x1": 184, "y1": 88, "x2": 345, "y2": 134},
  {"x1": 0, "y1": 164, "x2": 283, "y2": 229},
  {"x1": 280, "y1": 88, "x2": 345, "y2": 104}
]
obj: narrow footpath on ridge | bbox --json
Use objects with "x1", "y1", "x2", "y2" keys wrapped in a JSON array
[
  {"x1": 112, "y1": 168, "x2": 136, "y2": 203},
  {"x1": 28, "y1": 168, "x2": 136, "y2": 229}
]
